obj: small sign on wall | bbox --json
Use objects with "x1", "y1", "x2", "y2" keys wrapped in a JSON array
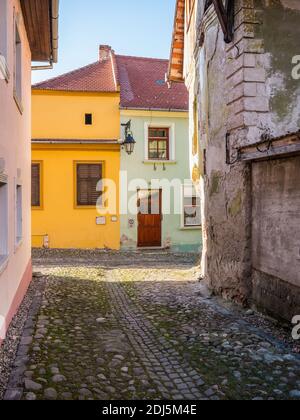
[
  {"x1": 128, "y1": 219, "x2": 135, "y2": 229},
  {"x1": 96, "y1": 216, "x2": 106, "y2": 225},
  {"x1": 111, "y1": 216, "x2": 118, "y2": 222}
]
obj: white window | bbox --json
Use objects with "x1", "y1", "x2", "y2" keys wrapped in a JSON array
[
  {"x1": 0, "y1": 0, "x2": 9, "y2": 81},
  {"x1": 15, "y1": 183, "x2": 22, "y2": 246},
  {"x1": 0, "y1": 179, "x2": 8, "y2": 267},
  {"x1": 14, "y1": 20, "x2": 22, "y2": 109},
  {"x1": 182, "y1": 184, "x2": 201, "y2": 228},
  {"x1": 144, "y1": 123, "x2": 176, "y2": 161}
]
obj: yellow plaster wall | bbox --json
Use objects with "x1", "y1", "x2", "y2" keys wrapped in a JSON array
[
  {"x1": 32, "y1": 144, "x2": 120, "y2": 250},
  {"x1": 32, "y1": 90, "x2": 121, "y2": 140}
]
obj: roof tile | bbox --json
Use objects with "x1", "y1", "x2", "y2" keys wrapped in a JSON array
[
  {"x1": 33, "y1": 49, "x2": 188, "y2": 111},
  {"x1": 116, "y1": 55, "x2": 188, "y2": 111}
]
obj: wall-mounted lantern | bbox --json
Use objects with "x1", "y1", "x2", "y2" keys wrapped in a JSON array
[{"x1": 121, "y1": 120, "x2": 136, "y2": 155}]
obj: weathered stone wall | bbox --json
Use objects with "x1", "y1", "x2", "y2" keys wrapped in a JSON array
[
  {"x1": 195, "y1": 0, "x2": 300, "y2": 315},
  {"x1": 252, "y1": 156, "x2": 300, "y2": 320},
  {"x1": 196, "y1": 3, "x2": 253, "y2": 304}
]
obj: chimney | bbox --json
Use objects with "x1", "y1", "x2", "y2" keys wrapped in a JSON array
[{"x1": 99, "y1": 45, "x2": 112, "y2": 61}]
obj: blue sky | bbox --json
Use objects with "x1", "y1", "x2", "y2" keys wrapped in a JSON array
[{"x1": 32, "y1": 0, "x2": 176, "y2": 83}]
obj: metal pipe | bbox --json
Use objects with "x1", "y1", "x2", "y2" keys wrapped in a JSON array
[
  {"x1": 51, "y1": 0, "x2": 59, "y2": 63},
  {"x1": 32, "y1": 63, "x2": 53, "y2": 71}
]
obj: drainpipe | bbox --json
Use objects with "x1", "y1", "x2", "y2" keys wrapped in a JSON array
[{"x1": 32, "y1": 0, "x2": 59, "y2": 70}]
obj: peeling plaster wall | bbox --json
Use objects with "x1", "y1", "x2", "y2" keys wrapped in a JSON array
[
  {"x1": 192, "y1": 0, "x2": 300, "y2": 315},
  {"x1": 262, "y1": 0, "x2": 300, "y2": 135},
  {"x1": 195, "y1": 5, "x2": 252, "y2": 304}
]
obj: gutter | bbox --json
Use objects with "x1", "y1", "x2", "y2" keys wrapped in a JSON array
[
  {"x1": 120, "y1": 106, "x2": 188, "y2": 113},
  {"x1": 51, "y1": 0, "x2": 59, "y2": 63},
  {"x1": 32, "y1": 139, "x2": 120, "y2": 145},
  {"x1": 32, "y1": 0, "x2": 59, "y2": 70}
]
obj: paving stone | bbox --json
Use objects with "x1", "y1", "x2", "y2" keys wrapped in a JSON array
[
  {"x1": 2, "y1": 250, "x2": 300, "y2": 401},
  {"x1": 24, "y1": 379, "x2": 42, "y2": 392},
  {"x1": 44, "y1": 388, "x2": 58, "y2": 400}
]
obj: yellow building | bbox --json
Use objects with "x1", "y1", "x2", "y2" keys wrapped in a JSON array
[{"x1": 32, "y1": 46, "x2": 121, "y2": 250}]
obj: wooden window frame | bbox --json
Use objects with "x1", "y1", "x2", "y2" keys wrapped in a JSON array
[
  {"x1": 74, "y1": 161, "x2": 104, "y2": 209},
  {"x1": 148, "y1": 127, "x2": 170, "y2": 161},
  {"x1": 31, "y1": 162, "x2": 43, "y2": 209}
]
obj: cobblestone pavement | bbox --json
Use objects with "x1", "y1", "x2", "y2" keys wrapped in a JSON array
[{"x1": 4, "y1": 250, "x2": 300, "y2": 400}]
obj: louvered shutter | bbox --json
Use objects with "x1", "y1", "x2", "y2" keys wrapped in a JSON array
[
  {"x1": 31, "y1": 164, "x2": 40, "y2": 207},
  {"x1": 77, "y1": 164, "x2": 102, "y2": 206}
]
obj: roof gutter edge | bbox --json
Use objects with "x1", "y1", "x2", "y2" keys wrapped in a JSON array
[{"x1": 120, "y1": 106, "x2": 188, "y2": 113}]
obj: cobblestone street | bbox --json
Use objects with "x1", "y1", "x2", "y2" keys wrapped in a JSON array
[{"x1": 3, "y1": 250, "x2": 300, "y2": 401}]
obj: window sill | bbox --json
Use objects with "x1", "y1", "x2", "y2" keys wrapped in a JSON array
[
  {"x1": 180, "y1": 226, "x2": 202, "y2": 231},
  {"x1": 74, "y1": 205, "x2": 105, "y2": 210},
  {"x1": 0, "y1": 256, "x2": 9, "y2": 276},
  {"x1": 143, "y1": 160, "x2": 177, "y2": 165},
  {"x1": 14, "y1": 239, "x2": 23, "y2": 253},
  {"x1": 13, "y1": 91, "x2": 24, "y2": 115},
  {"x1": 32, "y1": 206, "x2": 43, "y2": 211},
  {"x1": 0, "y1": 55, "x2": 10, "y2": 82}
]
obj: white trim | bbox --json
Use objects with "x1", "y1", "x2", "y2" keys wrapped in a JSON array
[
  {"x1": 144, "y1": 122, "x2": 176, "y2": 161},
  {"x1": 0, "y1": 54, "x2": 10, "y2": 82},
  {"x1": 14, "y1": 179, "x2": 23, "y2": 250},
  {"x1": 0, "y1": 256, "x2": 9, "y2": 276},
  {"x1": 180, "y1": 184, "x2": 202, "y2": 229},
  {"x1": 110, "y1": 50, "x2": 118, "y2": 91},
  {"x1": 0, "y1": 177, "x2": 9, "y2": 268},
  {"x1": 142, "y1": 160, "x2": 177, "y2": 165}
]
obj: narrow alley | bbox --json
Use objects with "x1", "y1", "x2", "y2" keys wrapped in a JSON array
[{"x1": 1, "y1": 251, "x2": 300, "y2": 401}]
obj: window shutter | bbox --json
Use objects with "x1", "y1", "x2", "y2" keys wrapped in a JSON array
[
  {"x1": 31, "y1": 164, "x2": 40, "y2": 207},
  {"x1": 77, "y1": 164, "x2": 102, "y2": 206}
]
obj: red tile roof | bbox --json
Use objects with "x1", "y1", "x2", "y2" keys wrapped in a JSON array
[
  {"x1": 116, "y1": 55, "x2": 188, "y2": 111},
  {"x1": 33, "y1": 50, "x2": 118, "y2": 93},
  {"x1": 33, "y1": 46, "x2": 188, "y2": 111}
]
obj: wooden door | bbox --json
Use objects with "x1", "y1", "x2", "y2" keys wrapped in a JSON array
[{"x1": 137, "y1": 189, "x2": 162, "y2": 248}]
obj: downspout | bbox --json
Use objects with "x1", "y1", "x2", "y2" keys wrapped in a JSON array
[{"x1": 32, "y1": 0, "x2": 59, "y2": 70}]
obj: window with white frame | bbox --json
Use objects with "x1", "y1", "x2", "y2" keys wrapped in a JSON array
[
  {"x1": 0, "y1": 180, "x2": 8, "y2": 265},
  {"x1": 14, "y1": 20, "x2": 22, "y2": 107},
  {"x1": 182, "y1": 184, "x2": 201, "y2": 228},
  {"x1": 145, "y1": 123, "x2": 175, "y2": 161},
  {"x1": 0, "y1": 0, "x2": 9, "y2": 81},
  {"x1": 16, "y1": 183, "x2": 22, "y2": 245}
]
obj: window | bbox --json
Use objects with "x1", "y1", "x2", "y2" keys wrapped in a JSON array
[
  {"x1": 0, "y1": 0, "x2": 9, "y2": 81},
  {"x1": 76, "y1": 163, "x2": 103, "y2": 206},
  {"x1": 14, "y1": 20, "x2": 22, "y2": 108},
  {"x1": 148, "y1": 128, "x2": 170, "y2": 161},
  {"x1": 16, "y1": 184, "x2": 22, "y2": 245},
  {"x1": 0, "y1": 0, "x2": 7, "y2": 57},
  {"x1": 31, "y1": 163, "x2": 41, "y2": 207},
  {"x1": 0, "y1": 180, "x2": 8, "y2": 265},
  {"x1": 182, "y1": 185, "x2": 201, "y2": 228},
  {"x1": 85, "y1": 113, "x2": 93, "y2": 125}
]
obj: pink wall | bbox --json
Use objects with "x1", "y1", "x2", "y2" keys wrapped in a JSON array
[{"x1": 0, "y1": 0, "x2": 32, "y2": 342}]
